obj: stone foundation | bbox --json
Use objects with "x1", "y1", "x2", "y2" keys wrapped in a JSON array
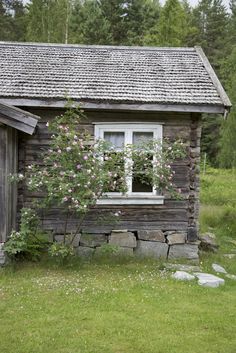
[
  {"x1": 0, "y1": 230, "x2": 199, "y2": 266},
  {"x1": 0, "y1": 243, "x2": 6, "y2": 265},
  {"x1": 54, "y1": 229, "x2": 199, "y2": 262}
]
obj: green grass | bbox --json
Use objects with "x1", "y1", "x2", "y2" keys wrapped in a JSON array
[
  {"x1": 200, "y1": 168, "x2": 236, "y2": 252},
  {"x1": 0, "y1": 167, "x2": 236, "y2": 353},
  {"x1": 200, "y1": 168, "x2": 236, "y2": 207},
  {"x1": 0, "y1": 259, "x2": 236, "y2": 353}
]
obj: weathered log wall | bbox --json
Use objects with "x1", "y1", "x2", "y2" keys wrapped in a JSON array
[
  {"x1": 17, "y1": 109, "x2": 201, "y2": 242},
  {"x1": 0, "y1": 125, "x2": 17, "y2": 243}
]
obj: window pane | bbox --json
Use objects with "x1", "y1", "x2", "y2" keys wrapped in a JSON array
[
  {"x1": 103, "y1": 132, "x2": 125, "y2": 192},
  {"x1": 133, "y1": 132, "x2": 153, "y2": 145},
  {"x1": 104, "y1": 132, "x2": 124, "y2": 149},
  {"x1": 132, "y1": 132, "x2": 153, "y2": 193},
  {"x1": 132, "y1": 177, "x2": 153, "y2": 192}
]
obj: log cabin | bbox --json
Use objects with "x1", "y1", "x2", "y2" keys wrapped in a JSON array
[{"x1": 0, "y1": 42, "x2": 231, "y2": 261}]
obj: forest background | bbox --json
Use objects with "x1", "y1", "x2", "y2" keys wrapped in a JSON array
[{"x1": 0, "y1": 0, "x2": 236, "y2": 168}]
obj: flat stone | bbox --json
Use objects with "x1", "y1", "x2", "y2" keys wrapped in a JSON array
[
  {"x1": 135, "y1": 241, "x2": 168, "y2": 259},
  {"x1": 94, "y1": 246, "x2": 133, "y2": 257},
  {"x1": 168, "y1": 244, "x2": 199, "y2": 261},
  {"x1": 167, "y1": 232, "x2": 186, "y2": 245},
  {"x1": 0, "y1": 245, "x2": 7, "y2": 266},
  {"x1": 138, "y1": 230, "x2": 165, "y2": 242},
  {"x1": 76, "y1": 246, "x2": 95, "y2": 258},
  {"x1": 109, "y1": 232, "x2": 136, "y2": 248},
  {"x1": 71, "y1": 234, "x2": 80, "y2": 248},
  {"x1": 54, "y1": 234, "x2": 81, "y2": 247},
  {"x1": 0, "y1": 253, "x2": 6, "y2": 266},
  {"x1": 199, "y1": 233, "x2": 219, "y2": 252},
  {"x1": 172, "y1": 271, "x2": 195, "y2": 281},
  {"x1": 212, "y1": 263, "x2": 227, "y2": 274},
  {"x1": 165, "y1": 263, "x2": 201, "y2": 272},
  {"x1": 195, "y1": 273, "x2": 225, "y2": 288},
  {"x1": 187, "y1": 227, "x2": 198, "y2": 242},
  {"x1": 48, "y1": 232, "x2": 54, "y2": 243},
  {"x1": 80, "y1": 233, "x2": 107, "y2": 248},
  {"x1": 226, "y1": 274, "x2": 236, "y2": 280},
  {"x1": 116, "y1": 247, "x2": 134, "y2": 256},
  {"x1": 112, "y1": 229, "x2": 128, "y2": 233},
  {"x1": 54, "y1": 234, "x2": 64, "y2": 243}
]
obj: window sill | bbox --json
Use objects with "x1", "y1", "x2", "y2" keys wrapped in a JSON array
[{"x1": 96, "y1": 196, "x2": 164, "y2": 205}]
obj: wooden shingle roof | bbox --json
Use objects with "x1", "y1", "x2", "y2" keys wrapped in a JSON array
[{"x1": 0, "y1": 42, "x2": 231, "y2": 113}]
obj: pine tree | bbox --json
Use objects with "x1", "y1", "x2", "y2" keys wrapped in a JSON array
[
  {"x1": 192, "y1": 0, "x2": 229, "y2": 71},
  {"x1": 70, "y1": 0, "x2": 111, "y2": 44},
  {"x1": 219, "y1": 46, "x2": 236, "y2": 168},
  {"x1": 99, "y1": 0, "x2": 127, "y2": 44},
  {"x1": 124, "y1": 0, "x2": 147, "y2": 45},
  {"x1": 191, "y1": 0, "x2": 230, "y2": 166},
  {"x1": 11, "y1": 0, "x2": 27, "y2": 41},
  {"x1": 229, "y1": 0, "x2": 236, "y2": 46},
  {"x1": 0, "y1": 0, "x2": 26, "y2": 41},
  {"x1": 127, "y1": 0, "x2": 161, "y2": 46},
  {"x1": 182, "y1": 0, "x2": 199, "y2": 46},
  {"x1": 0, "y1": 1, "x2": 12, "y2": 40}
]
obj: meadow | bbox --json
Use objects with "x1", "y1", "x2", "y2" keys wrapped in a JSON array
[
  {"x1": 200, "y1": 168, "x2": 236, "y2": 252},
  {"x1": 0, "y1": 168, "x2": 236, "y2": 353}
]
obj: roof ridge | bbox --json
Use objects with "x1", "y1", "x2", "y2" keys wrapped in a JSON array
[{"x1": 0, "y1": 41, "x2": 196, "y2": 52}]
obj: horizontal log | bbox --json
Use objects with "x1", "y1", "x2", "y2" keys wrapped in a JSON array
[
  {"x1": 41, "y1": 219, "x2": 188, "y2": 233},
  {"x1": 37, "y1": 208, "x2": 187, "y2": 222}
]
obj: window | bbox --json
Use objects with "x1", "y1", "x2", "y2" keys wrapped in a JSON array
[{"x1": 94, "y1": 123, "x2": 164, "y2": 205}]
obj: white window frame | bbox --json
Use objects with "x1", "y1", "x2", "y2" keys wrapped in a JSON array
[{"x1": 94, "y1": 123, "x2": 164, "y2": 205}]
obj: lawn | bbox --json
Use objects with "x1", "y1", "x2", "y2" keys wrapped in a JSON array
[{"x1": 0, "y1": 168, "x2": 236, "y2": 353}]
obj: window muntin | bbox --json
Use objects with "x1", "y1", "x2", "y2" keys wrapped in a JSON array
[{"x1": 94, "y1": 123, "x2": 163, "y2": 204}]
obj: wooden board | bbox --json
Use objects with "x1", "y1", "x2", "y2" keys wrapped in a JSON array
[{"x1": 0, "y1": 126, "x2": 18, "y2": 242}]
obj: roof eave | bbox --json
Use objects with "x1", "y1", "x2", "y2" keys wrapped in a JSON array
[{"x1": 0, "y1": 98, "x2": 227, "y2": 114}]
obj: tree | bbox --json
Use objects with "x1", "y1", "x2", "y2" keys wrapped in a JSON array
[
  {"x1": 26, "y1": 0, "x2": 72, "y2": 43},
  {"x1": 192, "y1": 0, "x2": 229, "y2": 71},
  {"x1": 228, "y1": 0, "x2": 236, "y2": 46},
  {"x1": 218, "y1": 46, "x2": 236, "y2": 168},
  {"x1": 124, "y1": 0, "x2": 161, "y2": 45},
  {"x1": 0, "y1": 0, "x2": 27, "y2": 41},
  {"x1": 99, "y1": 0, "x2": 127, "y2": 44},
  {"x1": 0, "y1": 0, "x2": 12, "y2": 40},
  {"x1": 153, "y1": 0, "x2": 188, "y2": 46},
  {"x1": 201, "y1": 114, "x2": 223, "y2": 166},
  {"x1": 190, "y1": 0, "x2": 229, "y2": 166},
  {"x1": 70, "y1": 0, "x2": 111, "y2": 44}
]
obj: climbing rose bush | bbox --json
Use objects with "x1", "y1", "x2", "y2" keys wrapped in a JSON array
[{"x1": 12, "y1": 104, "x2": 186, "y2": 254}]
